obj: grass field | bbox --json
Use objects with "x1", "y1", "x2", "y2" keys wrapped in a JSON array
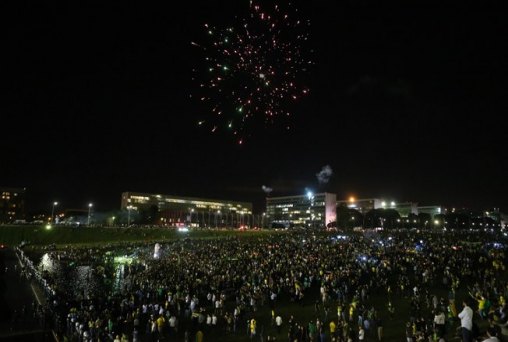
[{"x1": 0, "y1": 225, "x2": 276, "y2": 247}]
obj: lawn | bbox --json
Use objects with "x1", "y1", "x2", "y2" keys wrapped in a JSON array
[{"x1": 0, "y1": 225, "x2": 277, "y2": 247}]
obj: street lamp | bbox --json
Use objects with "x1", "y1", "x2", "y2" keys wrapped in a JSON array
[
  {"x1": 51, "y1": 201, "x2": 58, "y2": 224},
  {"x1": 307, "y1": 191, "x2": 314, "y2": 229},
  {"x1": 215, "y1": 210, "x2": 221, "y2": 228},
  {"x1": 87, "y1": 203, "x2": 93, "y2": 226}
]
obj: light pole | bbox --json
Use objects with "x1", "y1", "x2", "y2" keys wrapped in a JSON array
[
  {"x1": 189, "y1": 208, "x2": 194, "y2": 227},
  {"x1": 127, "y1": 205, "x2": 132, "y2": 226},
  {"x1": 307, "y1": 191, "x2": 314, "y2": 229},
  {"x1": 216, "y1": 210, "x2": 221, "y2": 228},
  {"x1": 87, "y1": 203, "x2": 93, "y2": 226},
  {"x1": 51, "y1": 201, "x2": 58, "y2": 224}
]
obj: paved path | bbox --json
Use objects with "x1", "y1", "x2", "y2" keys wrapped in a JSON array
[{"x1": 0, "y1": 247, "x2": 53, "y2": 341}]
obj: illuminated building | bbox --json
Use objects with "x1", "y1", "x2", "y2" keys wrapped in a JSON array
[
  {"x1": 121, "y1": 192, "x2": 252, "y2": 228},
  {"x1": 0, "y1": 187, "x2": 26, "y2": 223},
  {"x1": 266, "y1": 192, "x2": 337, "y2": 228},
  {"x1": 338, "y1": 198, "x2": 419, "y2": 217},
  {"x1": 337, "y1": 198, "x2": 384, "y2": 214},
  {"x1": 417, "y1": 206, "x2": 442, "y2": 219}
]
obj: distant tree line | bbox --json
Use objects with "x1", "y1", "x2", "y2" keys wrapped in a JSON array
[{"x1": 330, "y1": 205, "x2": 502, "y2": 230}]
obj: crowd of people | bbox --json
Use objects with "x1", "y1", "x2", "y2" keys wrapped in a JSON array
[{"x1": 14, "y1": 229, "x2": 508, "y2": 341}]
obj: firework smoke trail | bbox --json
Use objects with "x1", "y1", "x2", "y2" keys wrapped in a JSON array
[
  {"x1": 191, "y1": 0, "x2": 312, "y2": 144},
  {"x1": 316, "y1": 165, "x2": 333, "y2": 184}
]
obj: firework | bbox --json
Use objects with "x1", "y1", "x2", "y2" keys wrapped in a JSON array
[{"x1": 191, "y1": 0, "x2": 312, "y2": 144}]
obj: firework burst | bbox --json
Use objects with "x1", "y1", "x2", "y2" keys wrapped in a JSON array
[{"x1": 191, "y1": 0, "x2": 312, "y2": 144}]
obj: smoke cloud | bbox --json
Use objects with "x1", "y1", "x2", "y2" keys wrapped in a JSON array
[
  {"x1": 316, "y1": 165, "x2": 333, "y2": 184},
  {"x1": 262, "y1": 185, "x2": 273, "y2": 194}
]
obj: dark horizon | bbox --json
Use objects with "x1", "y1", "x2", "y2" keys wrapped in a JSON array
[{"x1": 3, "y1": 0, "x2": 507, "y2": 214}]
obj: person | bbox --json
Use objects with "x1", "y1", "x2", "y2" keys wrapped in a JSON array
[
  {"x1": 330, "y1": 320, "x2": 336, "y2": 339},
  {"x1": 156, "y1": 314, "x2": 166, "y2": 338},
  {"x1": 494, "y1": 315, "x2": 508, "y2": 341},
  {"x1": 250, "y1": 318, "x2": 257, "y2": 339},
  {"x1": 275, "y1": 315, "x2": 282, "y2": 334},
  {"x1": 434, "y1": 309, "x2": 446, "y2": 338},
  {"x1": 376, "y1": 317, "x2": 383, "y2": 341},
  {"x1": 481, "y1": 326, "x2": 500, "y2": 342},
  {"x1": 195, "y1": 329, "x2": 204, "y2": 342},
  {"x1": 359, "y1": 325, "x2": 365, "y2": 341},
  {"x1": 458, "y1": 300, "x2": 474, "y2": 342}
]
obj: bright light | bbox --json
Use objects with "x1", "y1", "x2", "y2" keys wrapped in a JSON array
[
  {"x1": 178, "y1": 227, "x2": 189, "y2": 233},
  {"x1": 434, "y1": 220, "x2": 439, "y2": 225},
  {"x1": 307, "y1": 191, "x2": 313, "y2": 200},
  {"x1": 114, "y1": 256, "x2": 133, "y2": 264},
  {"x1": 349, "y1": 196, "x2": 355, "y2": 203},
  {"x1": 88, "y1": 203, "x2": 93, "y2": 208},
  {"x1": 53, "y1": 202, "x2": 58, "y2": 206},
  {"x1": 381, "y1": 201, "x2": 386, "y2": 207},
  {"x1": 45, "y1": 224, "x2": 52, "y2": 230},
  {"x1": 390, "y1": 201, "x2": 395, "y2": 207}
]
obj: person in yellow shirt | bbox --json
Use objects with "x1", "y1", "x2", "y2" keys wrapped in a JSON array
[
  {"x1": 156, "y1": 314, "x2": 166, "y2": 338},
  {"x1": 195, "y1": 330, "x2": 203, "y2": 342},
  {"x1": 470, "y1": 292, "x2": 487, "y2": 319},
  {"x1": 250, "y1": 318, "x2": 257, "y2": 338},
  {"x1": 329, "y1": 320, "x2": 336, "y2": 338}
]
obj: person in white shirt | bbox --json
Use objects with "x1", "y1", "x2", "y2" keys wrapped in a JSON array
[
  {"x1": 433, "y1": 309, "x2": 446, "y2": 338},
  {"x1": 275, "y1": 315, "x2": 283, "y2": 334},
  {"x1": 458, "y1": 300, "x2": 474, "y2": 342},
  {"x1": 482, "y1": 327, "x2": 500, "y2": 342},
  {"x1": 358, "y1": 326, "x2": 365, "y2": 341},
  {"x1": 169, "y1": 315, "x2": 177, "y2": 329}
]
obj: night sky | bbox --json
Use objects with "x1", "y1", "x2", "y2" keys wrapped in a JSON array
[{"x1": 3, "y1": 0, "x2": 507, "y2": 214}]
